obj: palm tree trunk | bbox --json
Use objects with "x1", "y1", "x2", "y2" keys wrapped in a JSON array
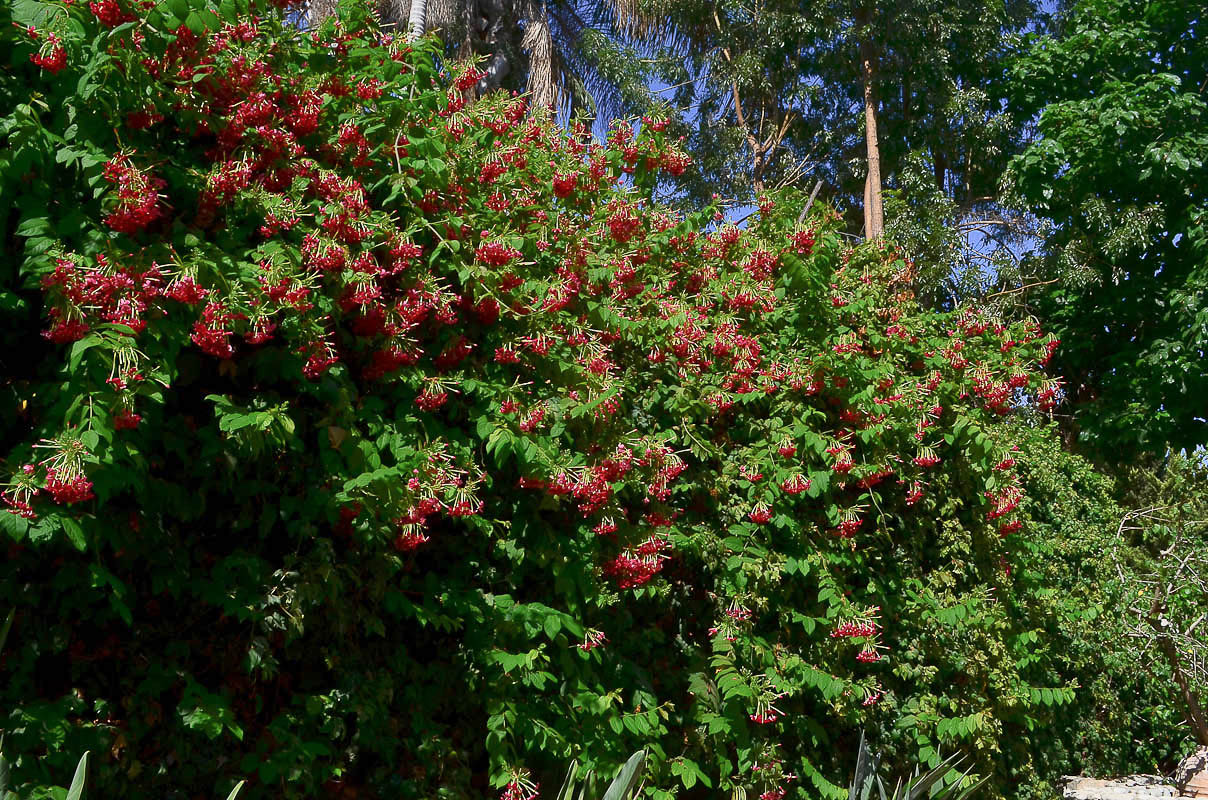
[
  {"x1": 858, "y1": 7, "x2": 884, "y2": 239},
  {"x1": 308, "y1": 0, "x2": 339, "y2": 25},
  {"x1": 521, "y1": 0, "x2": 557, "y2": 110},
  {"x1": 406, "y1": 0, "x2": 427, "y2": 41}
]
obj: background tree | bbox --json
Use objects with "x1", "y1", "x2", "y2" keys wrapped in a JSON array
[
  {"x1": 1006, "y1": 0, "x2": 1208, "y2": 459},
  {"x1": 309, "y1": 0, "x2": 669, "y2": 118},
  {"x1": 651, "y1": 0, "x2": 1040, "y2": 242},
  {"x1": 1112, "y1": 455, "x2": 1208, "y2": 747}
]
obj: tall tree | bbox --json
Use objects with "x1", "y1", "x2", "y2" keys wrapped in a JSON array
[
  {"x1": 652, "y1": 0, "x2": 1039, "y2": 241},
  {"x1": 857, "y1": 3, "x2": 883, "y2": 238},
  {"x1": 1007, "y1": 0, "x2": 1208, "y2": 459}
]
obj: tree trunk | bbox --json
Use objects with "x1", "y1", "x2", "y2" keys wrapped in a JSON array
[
  {"x1": 308, "y1": 0, "x2": 339, "y2": 25},
  {"x1": 520, "y1": 1, "x2": 556, "y2": 109},
  {"x1": 405, "y1": 0, "x2": 427, "y2": 41},
  {"x1": 858, "y1": 7, "x2": 884, "y2": 239},
  {"x1": 863, "y1": 172, "x2": 871, "y2": 236}
]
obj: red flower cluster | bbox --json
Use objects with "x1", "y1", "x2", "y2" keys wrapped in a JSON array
[
  {"x1": 780, "y1": 474, "x2": 811, "y2": 495},
  {"x1": 831, "y1": 620, "x2": 877, "y2": 638},
  {"x1": 605, "y1": 537, "x2": 671, "y2": 589},
  {"x1": 113, "y1": 409, "x2": 142, "y2": 430},
  {"x1": 415, "y1": 387, "x2": 449, "y2": 411},
  {"x1": 101, "y1": 154, "x2": 165, "y2": 234},
  {"x1": 89, "y1": 0, "x2": 135, "y2": 26},
  {"x1": 577, "y1": 629, "x2": 607, "y2": 652},
  {"x1": 191, "y1": 303, "x2": 238, "y2": 358},
  {"x1": 985, "y1": 485, "x2": 1023, "y2": 520},
  {"x1": 41, "y1": 254, "x2": 160, "y2": 338},
  {"x1": 45, "y1": 469, "x2": 95, "y2": 505},
  {"x1": 30, "y1": 32, "x2": 66, "y2": 73},
  {"x1": 913, "y1": 451, "x2": 940, "y2": 467},
  {"x1": 748, "y1": 502, "x2": 773, "y2": 524},
  {"x1": 476, "y1": 239, "x2": 521, "y2": 266}
]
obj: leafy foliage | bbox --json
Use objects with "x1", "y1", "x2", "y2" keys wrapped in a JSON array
[
  {"x1": 1007, "y1": 0, "x2": 1208, "y2": 458},
  {"x1": 0, "y1": 0, "x2": 1141, "y2": 797},
  {"x1": 990, "y1": 424, "x2": 1195, "y2": 790}
]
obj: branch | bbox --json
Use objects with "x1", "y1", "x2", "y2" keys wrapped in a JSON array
[
  {"x1": 712, "y1": 9, "x2": 763, "y2": 179},
  {"x1": 984, "y1": 278, "x2": 1059, "y2": 299},
  {"x1": 956, "y1": 219, "x2": 1011, "y2": 232},
  {"x1": 796, "y1": 180, "x2": 823, "y2": 227}
]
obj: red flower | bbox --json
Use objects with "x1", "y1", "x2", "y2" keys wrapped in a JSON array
[
  {"x1": 552, "y1": 172, "x2": 578, "y2": 198},
  {"x1": 780, "y1": 474, "x2": 811, "y2": 495},
  {"x1": 30, "y1": 34, "x2": 67, "y2": 73},
  {"x1": 113, "y1": 410, "x2": 142, "y2": 430},
  {"x1": 45, "y1": 469, "x2": 94, "y2": 505},
  {"x1": 913, "y1": 453, "x2": 940, "y2": 468},
  {"x1": 44, "y1": 318, "x2": 89, "y2": 344},
  {"x1": 789, "y1": 229, "x2": 815, "y2": 255},
  {"x1": 89, "y1": 0, "x2": 134, "y2": 26},
  {"x1": 476, "y1": 240, "x2": 521, "y2": 266},
  {"x1": 416, "y1": 388, "x2": 449, "y2": 411}
]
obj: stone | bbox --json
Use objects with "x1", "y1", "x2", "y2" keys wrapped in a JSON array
[
  {"x1": 1176, "y1": 746, "x2": 1208, "y2": 798},
  {"x1": 1062, "y1": 775, "x2": 1177, "y2": 800}
]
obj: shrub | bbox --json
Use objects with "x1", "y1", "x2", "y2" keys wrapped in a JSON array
[{"x1": 0, "y1": 0, "x2": 1082, "y2": 796}]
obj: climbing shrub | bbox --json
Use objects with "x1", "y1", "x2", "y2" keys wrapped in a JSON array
[{"x1": 0, "y1": 0, "x2": 1078, "y2": 797}]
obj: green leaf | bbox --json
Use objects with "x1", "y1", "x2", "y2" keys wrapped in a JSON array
[
  {"x1": 0, "y1": 609, "x2": 12, "y2": 655},
  {"x1": 29, "y1": 515, "x2": 62, "y2": 545},
  {"x1": 225, "y1": 780, "x2": 246, "y2": 800},
  {"x1": 556, "y1": 761, "x2": 579, "y2": 800},
  {"x1": 0, "y1": 513, "x2": 30, "y2": 543},
  {"x1": 65, "y1": 751, "x2": 89, "y2": 800},
  {"x1": 602, "y1": 750, "x2": 646, "y2": 800},
  {"x1": 184, "y1": 10, "x2": 207, "y2": 33},
  {"x1": 68, "y1": 335, "x2": 103, "y2": 372},
  {"x1": 60, "y1": 518, "x2": 87, "y2": 551}
]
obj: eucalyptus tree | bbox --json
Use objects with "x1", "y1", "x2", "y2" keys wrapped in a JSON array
[{"x1": 652, "y1": 0, "x2": 1039, "y2": 244}]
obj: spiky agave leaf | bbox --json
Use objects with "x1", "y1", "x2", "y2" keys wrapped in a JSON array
[
  {"x1": 65, "y1": 751, "x2": 88, "y2": 800},
  {"x1": 848, "y1": 730, "x2": 880, "y2": 800},
  {"x1": 556, "y1": 759, "x2": 580, "y2": 800},
  {"x1": 601, "y1": 749, "x2": 646, "y2": 800}
]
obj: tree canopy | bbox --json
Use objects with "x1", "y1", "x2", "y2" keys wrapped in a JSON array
[{"x1": 1007, "y1": 0, "x2": 1208, "y2": 459}]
